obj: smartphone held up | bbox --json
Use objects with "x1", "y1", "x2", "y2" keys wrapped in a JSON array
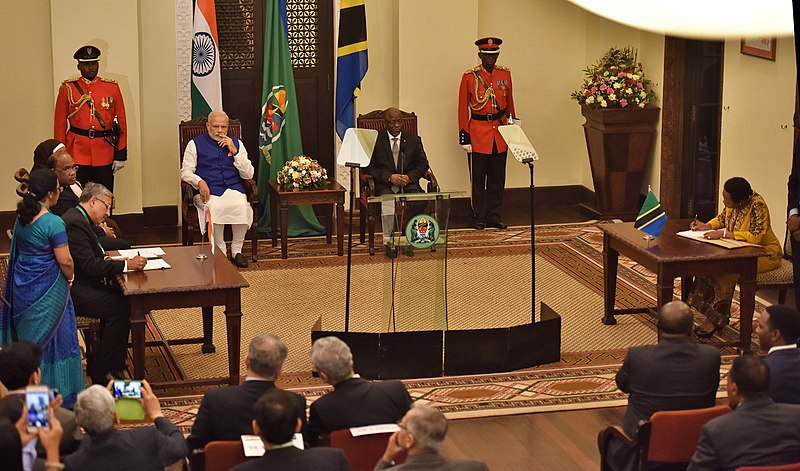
[{"x1": 25, "y1": 385, "x2": 50, "y2": 432}]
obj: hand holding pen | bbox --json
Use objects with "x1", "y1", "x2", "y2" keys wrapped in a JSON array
[{"x1": 690, "y1": 214, "x2": 711, "y2": 231}]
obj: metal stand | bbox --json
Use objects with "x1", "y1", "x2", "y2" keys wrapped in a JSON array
[
  {"x1": 525, "y1": 159, "x2": 536, "y2": 322},
  {"x1": 344, "y1": 162, "x2": 359, "y2": 332}
]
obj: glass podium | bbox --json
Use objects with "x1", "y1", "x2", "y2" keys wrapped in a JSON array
[{"x1": 367, "y1": 191, "x2": 461, "y2": 333}]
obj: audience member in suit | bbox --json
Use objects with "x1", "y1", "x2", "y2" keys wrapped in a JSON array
[
  {"x1": 61, "y1": 183, "x2": 147, "y2": 385},
  {"x1": 375, "y1": 403, "x2": 488, "y2": 471},
  {"x1": 788, "y1": 114, "x2": 800, "y2": 313},
  {"x1": 65, "y1": 382, "x2": 188, "y2": 471},
  {"x1": 230, "y1": 389, "x2": 352, "y2": 471},
  {"x1": 688, "y1": 355, "x2": 800, "y2": 470},
  {"x1": 0, "y1": 395, "x2": 63, "y2": 471},
  {"x1": 601, "y1": 301, "x2": 721, "y2": 471},
  {"x1": 0, "y1": 340, "x2": 82, "y2": 456},
  {"x1": 364, "y1": 107, "x2": 430, "y2": 257},
  {"x1": 187, "y1": 333, "x2": 307, "y2": 451},
  {"x1": 754, "y1": 304, "x2": 800, "y2": 404},
  {"x1": 47, "y1": 149, "x2": 130, "y2": 250},
  {"x1": 308, "y1": 336, "x2": 413, "y2": 445}
]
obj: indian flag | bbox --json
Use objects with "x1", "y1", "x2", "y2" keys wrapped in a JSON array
[{"x1": 191, "y1": 0, "x2": 223, "y2": 117}]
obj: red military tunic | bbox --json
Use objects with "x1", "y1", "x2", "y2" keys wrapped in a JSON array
[
  {"x1": 457, "y1": 64, "x2": 515, "y2": 154},
  {"x1": 54, "y1": 76, "x2": 127, "y2": 167}
]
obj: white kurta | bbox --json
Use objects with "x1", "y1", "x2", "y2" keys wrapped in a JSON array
[{"x1": 180, "y1": 137, "x2": 255, "y2": 233}]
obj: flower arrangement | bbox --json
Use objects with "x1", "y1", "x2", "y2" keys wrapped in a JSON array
[
  {"x1": 570, "y1": 47, "x2": 657, "y2": 110},
  {"x1": 276, "y1": 155, "x2": 328, "y2": 190}
]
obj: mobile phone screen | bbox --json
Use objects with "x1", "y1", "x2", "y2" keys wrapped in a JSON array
[
  {"x1": 26, "y1": 391, "x2": 50, "y2": 429},
  {"x1": 113, "y1": 380, "x2": 142, "y2": 399}
]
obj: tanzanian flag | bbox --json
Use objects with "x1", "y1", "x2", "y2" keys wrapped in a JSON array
[
  {"x1": 256, "y1": 0, "x2": 324, "y2": 236},
  {"x1": 634, "y1": 189, "x2": 667, "y2": 237},
  {"x1": 335, "y1": 0, "x2": 368, "y2": 139}
]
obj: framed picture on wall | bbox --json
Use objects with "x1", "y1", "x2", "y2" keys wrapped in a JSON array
[{"x1": 740, "y1": 37, "x2": 777, "y2": 61}]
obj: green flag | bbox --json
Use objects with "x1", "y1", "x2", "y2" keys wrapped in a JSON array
[{"x1": 257, "y1": 0, "x2": 324, "y2": 236}]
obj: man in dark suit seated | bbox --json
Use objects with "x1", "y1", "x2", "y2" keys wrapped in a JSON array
[
  {"x1": 0, "y1": 340, "x2": 82, "y2": 456},
  {"x1": 187, "y1": 333, "x2": 307, "y2": 451},
  {"x1": 47, "y1": 148, "x2": 130, "y2": 250},
  {"x1": 61, "y1": 183, "x2": 146, "y2": 384},
  {"x1": 364, "y1": 107, "x2": 430, "y2": 257},
  {"x1": 688, "y1": 355, "x2": 800, "y2": 470},
  {"x1": 308, "y1": 336, "x2": 413, "y2": 445},
  {"x1": 602, "y1": 301, "x2": 721, "y2": 471},
  {"x1": 230, "y1": 389, "x2": 352, "y2": 470},
  {"x1": 375, "y1": 403, "x2": 488, "y2": 471},
  {"x1": 754, "y1": 305, "x2": 800, "y2": 404},
  {"x1": 65, "y1": 382, "x2": 188, "y2": 471}
]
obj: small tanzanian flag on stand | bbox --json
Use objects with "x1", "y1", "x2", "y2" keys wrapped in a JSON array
[{"x1": 634, "y1": 189, "x2": 667, "y2": 237}]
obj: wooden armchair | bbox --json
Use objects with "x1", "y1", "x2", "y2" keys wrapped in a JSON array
[
  {"x1": 179, "y1": 118, "x2": 259, "y2": 261},
  {"x1": 356, "y1": 109, "x2": 439, "y2": 255},
  {"x1": 599, "y1": 405, "x2": 731, "y2": 471}
]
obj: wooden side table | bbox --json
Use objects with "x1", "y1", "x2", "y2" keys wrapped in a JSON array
[{"x1": 268, "y1": 180, "x2": 345, "y2": 259}]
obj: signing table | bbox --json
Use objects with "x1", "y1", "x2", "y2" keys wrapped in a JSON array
[
  {"x1": 268, "y1": 180, "x2": 345, "y2": 259},
  {"x1": 599, "y1": 219, "x2": 765, "y2": 352},
  {"x1": 115, "y1": 245, "x2": 249, "y2": 388}
]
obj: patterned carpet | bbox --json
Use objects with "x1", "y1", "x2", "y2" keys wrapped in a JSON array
[{"x1": 122, "y1": 221, "x2": 763, "y2": 432}]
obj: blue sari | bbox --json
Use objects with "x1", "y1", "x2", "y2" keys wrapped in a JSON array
[{"x1": 0, "y1": 212, "x2": 84, "y2": 408}]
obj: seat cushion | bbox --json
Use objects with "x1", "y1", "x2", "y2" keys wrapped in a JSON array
[{"x1": 757, "y1": 258, "x2": 793, "y2": 285}]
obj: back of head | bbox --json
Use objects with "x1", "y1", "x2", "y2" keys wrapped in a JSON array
[
  {"x1": 247, "y1": 334, "x2": 288, "y2": 380},
  {"x1": 0, "y1": 417, "x2": 23, "y2": 471},
  {"x1": 78, "y1": 182, "x2": 112, "y2": 204},
  {"x1": 74, "y1": 385, "x2": 116, "y2": 435},
  {"x1": 0, "y1": 340, "x2": 42, "y2": 390},
  {"x1": 33, "y1": 139, "x2": 65, "y2": 172},
  {"x1": 723, "y1": 177, "x2": 753, "y2": 203},
  {"x1": 729, "y1": 354, "x2": 770, "y2": 398},
  {"x1": 310, "y1": 336, "x2": 354, "y2": 384},
  {"x1": 657, "y1": 301, "x2": 694, "y2": 336},
  {"x1": 17, "y1": 169, "x2": 58, "y2": 226},
  {"x1": 765, "y1": 305, "x2": 800, "y2": 344},
  {"x1": 253, "y1": 389, "x2": 301, "y2": 445},
  {"x1": 406, "y1": 403, "x2": 447, "y2": 453}
]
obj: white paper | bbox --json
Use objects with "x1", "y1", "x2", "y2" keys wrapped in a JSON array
[
  {"x1": 117, "y1": 247, "x2": 166, "y2": 259},
  {"x1": 349, "y1": 423, "x2": 401, "y2": 437},
  {"x1": 676, "y1": 230, "x2": 707, "y2": 239},
  {"x1": 122, "y1": 258, "x2": 171, "y2": 272},
  {"x1": 239, "y1": 434, "x2": 304, "y2": 457}
]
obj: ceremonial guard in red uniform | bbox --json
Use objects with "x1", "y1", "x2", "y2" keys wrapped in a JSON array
[
  {"x1": 54, "y1": 45, "x2": 127, "y2": 192},
  {"x1": 458, "y1": 37, "x2": 515, "y2": 230}
]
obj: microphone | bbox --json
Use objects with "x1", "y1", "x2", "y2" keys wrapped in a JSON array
[{"x1": 399, "y1": 151, "x2": 405, "y2": 194}]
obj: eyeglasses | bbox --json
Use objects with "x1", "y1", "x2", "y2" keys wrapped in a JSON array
[
  {"x1": 57, "y1": 165, "x2": 79, "y2": 172},
  {"x1": 94, "y1": 197, "x2": 113, "y2": 211},
  {"x1": 396, "y1": 419, "x2": 407, "y2": 431}
]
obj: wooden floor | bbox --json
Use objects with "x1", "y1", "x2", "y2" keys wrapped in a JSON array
[{"x1": 9, "y1": 201, "x2": 791, "y2": 470}]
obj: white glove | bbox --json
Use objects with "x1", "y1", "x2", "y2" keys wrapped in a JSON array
[
  {"x1": 460, "y1": 144, "x2": 473, "y2": 153},
  {"x1": 112, "y1": 160, "x2": 126, "y2": 174}
]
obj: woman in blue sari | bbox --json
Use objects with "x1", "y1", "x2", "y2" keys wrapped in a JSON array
[{"x1": 1, "y1": 170, "x2": 84, "y2": 408}]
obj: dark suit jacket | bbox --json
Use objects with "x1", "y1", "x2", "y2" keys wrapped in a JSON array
[
  {"x1": 230, "y1": 446, "x2": 352, "y2": 471},
  {"x1": 365, "y1": 132, "x2": 429, "y2": 196},
  {"x1": 61, "y1": 206, "x2": 125, "y2": 292},
  {"x1": 764, "y1": 347, "x2": 800, "y2": 404},
  {"x1": 187, "y1": 379, "x2": 308, "y2": 450},
  {"x1": 308, "y1": 377, "x2": 413, "y2": 445},
  {"x1": 789, "y1": 137, "x2": 800, "y2": 216},
  {"x1": 64, "y1": 417, "x2": 188, "y2": 471},
  {"x1": 375, "y1": 452, "x2": 489, "y2": 471},
  {"x1": 52, "y1": 184, "x2": 80, "y2": 217},
  {"x1": 688, "y1": 397, "x2": 800, "y2": 471},
  {"x1": 616, "y1": 337, "x2": 721, "y2": 437}
]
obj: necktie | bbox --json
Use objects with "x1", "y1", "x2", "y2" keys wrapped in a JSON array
[{"x1": 391, "y1": 137, "x2": 400, "y2": 193}]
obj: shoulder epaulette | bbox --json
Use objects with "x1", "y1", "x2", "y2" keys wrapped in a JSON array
[
  {"x1": 99, "y1": 77, "x2": 118, "y2": 84},
  {"x1": 464, "y1": 66, "x2": 481, "y2": 75},
  {"x1": 62, "y1": 76, "x2": 80, "y2": 84},
  {"x1": 496, "y1": 65, "x2": 510, "y2": 72}
]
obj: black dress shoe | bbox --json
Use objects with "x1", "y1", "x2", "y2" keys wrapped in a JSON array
[
  {"x1": 231, "y1": 252, "x2": 249, "y2": 268},
  {"x1": 401, "y1": 245, "x2": 414, "y2": 257},
  {"x1": 473, "y1": 221, "x2": 486, "y2": 230},
  {"x1": 384, "y1": 244, "x2": 397, "y2": 259},
  {"x1": 487, "y1": 221, "x2": 508, "y2": 229}
]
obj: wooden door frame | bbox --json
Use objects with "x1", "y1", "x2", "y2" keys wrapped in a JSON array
[{"x1": 660, "y1": 37, "x2": 688, "y2": 220}]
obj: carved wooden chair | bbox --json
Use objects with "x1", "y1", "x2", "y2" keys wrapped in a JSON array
[
  {"x1": 356, "y1": 109, "x2": 439, "y2": 255},
  {"x1": 178, "y1": 118, "x2": 259, "y2": 261}
]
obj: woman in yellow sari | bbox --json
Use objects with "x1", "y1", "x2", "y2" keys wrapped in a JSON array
[{"x1": 688, "y1": 177, "x2": 782, "y2": 338}]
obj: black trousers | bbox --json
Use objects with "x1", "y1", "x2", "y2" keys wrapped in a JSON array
[
  {"x1": 469, "y1": 143, "x2": 507, "y2": 224},
  {"x1": 77, "y1": 164, "x2": 114, "y2": 193},
  {"x1": 792, "y1": 236, "x2": 800, "y2": 313},
  {"x1": 70, "y1": 282, "x2": 131, "y2": 383}
]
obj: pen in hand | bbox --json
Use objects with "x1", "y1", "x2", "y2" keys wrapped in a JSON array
[{"x1": 691, "y1": 214, "x2": 698, "y2": 230}]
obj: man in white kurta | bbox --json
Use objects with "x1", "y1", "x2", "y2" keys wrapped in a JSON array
[{"x1": 180, "y1": 111, "x2": 254, "y2": 268}]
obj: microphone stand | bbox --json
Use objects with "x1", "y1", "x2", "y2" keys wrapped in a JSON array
[
  {"x1": 524, "y1": 158, "x2": 536, "y2": 322},
  {"x1": 344, "y1": 162, "x2": 359, "y2": 332}
]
